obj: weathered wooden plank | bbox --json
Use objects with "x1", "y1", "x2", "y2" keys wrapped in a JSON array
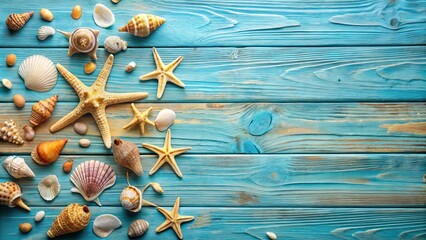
[
  {"x1": 1, "y1": 207, "x2": 425, "y2": 239},
  {"x1": 1, "y1": 47, "x2": 426, "y2": 103},
  {"x1": 1, "y1": 0, "x2": 425, "y2": 47},
  {"x1": 0, "y1": 154, "x2": 425, "y2": 207}
]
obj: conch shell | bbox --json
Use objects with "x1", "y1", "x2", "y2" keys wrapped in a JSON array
[
  {"x1": 118, "y1": 14, "x2": 165, "y2": 37},
  {"x1": 5, "y1": 12, "x2": 33, "y2": 31},
  {"x1": 31, "y1": 139, "x2": 68, "y2": 165},
  {"x1": 120, "y1": 172, "x2": 160, "y2": 213},
  {"x1": 0, "y1": 182, "x2": 31, "y2": 211},
  {"x1": 0, "y1": 119, "x2": 24, "y2": 145},
  {"x1": 112, "y1": 138, "x2": 143, "y2": 176},
  {"x1": 30, "y1": 95, "x2": 58, "y2": 126},
  {"x1": 47, "y1": 203, "x2": 90, "y2": 238},
  {"x1": 58, "y1": 27, "x2": 100, "y2": 60},
  {"x1": 3, "y1": 156, "x2": 35, "y2": 178}
]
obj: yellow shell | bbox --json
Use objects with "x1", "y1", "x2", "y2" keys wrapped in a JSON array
[
  {"x1": 31, "y1": 139, "x2": 68, "y2": 165},
  {"x1": 112, "y1": 138, "x2": 143, "y2": 176},
  {"x1": 30, "y1": 95, "x2": 58, "y2": 126},
  {"x1": 0, "y1": 182, "x2": 31, "y2": 211},
  {"x1": 118, "y1": 14, "x2": 165, "y2": 37},
  {"x1": 47, "y1": 203, "x2": 90, "y2": 238},
  {"x1": 5, "y1": 12, "x2": 33, "y2": 31}
]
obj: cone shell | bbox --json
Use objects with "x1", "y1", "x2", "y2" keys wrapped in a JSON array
[
  {"x1": 47, "y1": 203, "x2": 90, "y2": 238},
  {"x1": 128, "y1": 219, "x2": 149, "y2": 237},
  {"x1": 38, "y1": 175, "x2": 60, "y2": 201},
  {"x1": 5, "y1": 12, "x2": 33, "y2": 31},
  {"x1": 3, "y1": 156, "x2": 35, "y2": 178},
  {"x1": 30, "y1": 95, "x2": 58, "y2": 126},
  {"x1": 0, "y1": 182, "x2": 31, "y2": 211},
  {"x1": 112, "y1": 138, "x2": 143, "y2": 176},
  {"x1": 118, "y1": 14, "x2": 165, "y2": 37},
  {"x1": 120, "y1": 185, "x2": 142, "y2": 212},
  {"x1": 70, "y1": 160, "x2": 116, "y2": 206},
  {"x1": 18, "y1": 55, "x2": 58, "y2": 92},
  {"x1": 31, "y1": 139, "x2": 68, "y2": 165},
  {"x1": 0, "y1": 119, "x2": 24, "y2": 145}
]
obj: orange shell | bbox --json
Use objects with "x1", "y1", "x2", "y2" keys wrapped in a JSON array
[
  {"x1": 31, "y1": 139, "x2": 68, "y2": 165},
  {"x1": 30, "y1": 95, "x2": 58, "y2": 126}
]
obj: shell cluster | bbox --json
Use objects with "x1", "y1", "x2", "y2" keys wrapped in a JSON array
[
  {"x1": 18, "y1": 55, "x2": 58, "y2": 92},
  {"x1": 104, "y1": 36, "x2": 127, "y2": 54},
  {"x1": 0, "y1": 119, "x2": 24, "y2": 145},
  {"x1": 38, "y1": 26, "x2": 55, "y2": 40},
  {"x1": 30, "y1": 95, "x2": 58, "y2": 126},
  {"x1": 6, "y1": 12, "x2": 33, "y2": 31},
  {"x1": 112, "y1": 138, "x2": 143, "y2": 176},
  {"x1": 31, "y1": 139, "x2": 68, "y2": 165},
  {"x1": 0, "y1": 182, "x2": 31, "y2": 211},
  {"x1": 119, "y1": 14, "x2": 166, "y2": 37},
  {"x1": 47, "y1": 203, "x2": 90, "y2": 238},
  {"x1": 3, "y1": 156, "x2": 35, "y2": 178}
]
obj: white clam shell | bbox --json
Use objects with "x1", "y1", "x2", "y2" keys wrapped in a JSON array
[
  {"x1": 18, "y1": 55, "x2": 58, "y2": 92},
  {"x1": 155, "y1": 109, "x2": 176, "y2": 131},
  {"x1": 35, "y1": 210, "x2": 46, "y2": 222},
  {"x1": 2, "y1": 79, "x2": 13, "y2": 90},
  {"x1": 37, "y1": 26, "x2": 55, "y2": 40},
  {"x1": 93, "y1": 214, "x2": 122, "y2": 238},
  {"x1": 93, "y1": 4, "x2": 115, "y2": 28},
  {"x1": 3, "y1": 156, "x2": 35, "y2": 178},
  {"x1": 104, "y1": 36, "x2": 127, "y2": 54},
  {"x1": 38, "y1": 175, "x2": 60, "y2": 201}
]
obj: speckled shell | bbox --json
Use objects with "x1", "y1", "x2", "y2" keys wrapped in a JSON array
[
  {"x1": 38, "y1": 26, "x2": 55, "y2": 40},
  {"x1": 3, "y1": 156, "x2": 35, "y2": 178},
  {"x1": 120, "y1": 185, "x2": 142, "y2": 212},
  {"x1": 118, "y1": 14, "x2": 165, "y2": 37},
  {"x1": 104, "y1": 36, "x2": 127, "y2": 54},
  {"x1": 5, "y1": 12, "x2": 33, "y2": 31},
  {"x1": 93, "y1": 4, "x2": 115, "y2": 28},
  {"x1": 93, "y1": 214, "x2": 122, "y2": 238},
  {"x1": 0, "y1": 119, "x2": 24, "y2": 145},
  {"x1": 18, "y1": 55, "x2": 58, "y2": 92},
  {"x1": 112, "y1": 138, "x2": 143, "y2": 176},
  {"x1": 38, "y1": 175, "x2": 60, "y2": 201},
  {"x1": 30, "y1": 95, "x2": 58, "y2": 126},
  {"x1": 0, "y1": 182, "x2": 30, "y2": 211},
  {"x1": 128, "y1": 219, "x2": 149, "y2": 238},
  {"x1": 47, "y1": 203, "x2": 90, "y2": 238},
  {"x1": 31, "y1": 139, "x2": 68, "y2": 165}
]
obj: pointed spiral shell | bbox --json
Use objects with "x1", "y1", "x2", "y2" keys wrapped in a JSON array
[
  {"x1": 3, "y1": 156, "x2": 35, "y2": 178},
  {"x1": 112, "y1": 138, "x2": 143, "y2": 176},
  {"x1": 30, "y1": 95, "x2": 58, "y2": 126},
  {"x1": 5, "y1": 12, "x2": 33, "y2": 31},
  {"x1": 118, "y1": 14, "x2": 165, "y2": 37},
  {"x1": 0, "y1": 182, "x2": 31, "y2": 211},
  {"x1": 47, "y1": 203, "x2": 90, "y2": 238}
]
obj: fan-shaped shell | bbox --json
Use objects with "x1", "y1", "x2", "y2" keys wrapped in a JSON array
[
  {"x1": 70, "y1": 28, "x2": 98, "y2": 53},
  {"x1": 104, "y1": 36, "x2": 127, "y2": 54},
  {"x1": 118, "y1": 14, "x2": 165, "y2": 37},
  {"x1": 30, "y1": 95, "x2": 58, "y2": 126},
  {"x1": 3, "y1": 156, "x2": 35, "y2": 178},
  {"x1": 18, "y1": 55, "x2": 58, "y2": 92},
  {"x1": 31, "y1": 139, "x2": 68, "y2": 165},
  {"x1": 93, "y1": 214, "x2": 122, "y2": 238},
  {"x1": 38, "y1": 26, "x2": 55, "y2": 40},
  {"x1": 93, "y1": 4, "x2": 115, "y2": 28},
  {"x1": 128, "y1": 219, "x2": 149, "y2": 237},
  {"x1": 0, "y1": 182, "x2": 31, "y2": 211},
  {"x1": 70, "y1": 160, "x2": 116, "y2": 206},
  {"x1": 120, "y1": 185, "x2": 142, "y2": 212},
  {"x1": 112, "y1": 138, "x2": 143, "y2": 176},
  {"x1": 6, "y1": 12, "x2": 33, "y2": 31},
  {"x1": 47, "y1": 203, "x2": 90, "y2": 238},
  {"x1": 38, "y1": 175, "x2": 60, "y2": 201}
]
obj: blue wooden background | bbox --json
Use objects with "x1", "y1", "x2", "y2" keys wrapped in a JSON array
[{"x1": 1, "y1": 0, "x2": 425, "y2": 239}]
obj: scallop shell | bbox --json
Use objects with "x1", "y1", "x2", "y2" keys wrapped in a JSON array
[
  {"x1": 104, "y1": 36, "x2": 127, "y2": 54},
  {"x1": 70, "y1": 160, "x2": 116, "y2": 206},
  {"x1": 30, "y1": 95, "x2": 58, "y2": 126},
  {"x1": 0, "y1": 182, "x2": 31, "y2": 211},
  {"x1": 128, "y1": 219, "x2": 149, "y2": 238},
  {"x1": 93, "y1": 214, "x2": 122, "y2": 238},
  {"x1": 47, "y1": 203, "x2": 90, "y2": 238},
  {"x1": 18, "y1": 55, "x2": 58, "y2": 92},
  {"x1": 112, "y1": 138, "x2": 143, "y2": 176},
  {"x1": 118, "y1": 14, "x2": 165, "y2": 37},
  {"x1": 155, "y1": 108, "x2": 176, "y2": 131},
  {"x1": 93, "y1": 4, "x2": 115, "y2": 28},
  {"x1": 38, "y1": 26, "x2": 55, "y2": 40},
  {"x1": 3, "y1": 156, "x2": 35, "y2": 178},
  {"x1": 38, "y1": 175, "x2": 60, "y2": 201},
  {"x1": 31, "y1": 139, "x2": 68, "y2": 165},
  {"x1": 0, "y1": 119, "x2": 24, "y2": 145},
  {"x1": 6, "y1": 12, "x2": 33, "y2": 31}
]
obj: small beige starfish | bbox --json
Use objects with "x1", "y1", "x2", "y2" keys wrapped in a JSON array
[
  {"x1": 156, "y1": 196, "x2": 194, "y2": 239},
  {"x1": 142, "y1": 129, "x2": 191, "y2": 177},
  {"x1": 50, "y1": 54, "x2": 148, "y2": 148},
  {"x1": 140, "y1": 47, "x2": 185, "y2": 99},
  {"x1": 122, "y1": 103, "x2": 154, "y2": 135}
]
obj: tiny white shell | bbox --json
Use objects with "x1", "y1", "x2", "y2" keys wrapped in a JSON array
[
  {"x1": 79, "y1": 138, "x2": 91, "y2": 148},
  {"x1": 93, "y1": 4, "x2": 115, "y2": 28},
  {"x1": 35, "y1": 210, "x2": 46, "y2": 222},
  {"x1": 125, "y1": 61, "x2": 136, "y2": 73},
  {"x1": 38, "y1": 175, "x2": 60, "y2": 201},
  {"x1": 3, "y1": 156, "x2": 35, "y2": 178},
  {"x1": 155, "y1": 109, "x2": 176, "y2": 131},
  {"x1": 266, "y1": 232, "x2": 277, "y2": 240},
  {"x1": 2, "y1": 79, "x2": 13, "y2": 90},
  {"x1": 93, "y1": 214, "x2": 122, "y2": 238},
  {"x1": 37, "y1": 26, "x2": 55, "y2": 41},
  {"x1": 18, "y1": 55, "x2": 58, "y2": 92},
  {"x1": 104, "y1": 36, "x2": 127, "y2": 54}
]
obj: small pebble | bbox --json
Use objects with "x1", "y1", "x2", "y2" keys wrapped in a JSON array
[
  {"x1": 266, "y1": 232, "x2": 277, "y2": 240},
  {"x1": 71, "y1": 5, "x2": 82, "y2": 20},
  {"x1": 2, "y1": 79, "x2": 12, "y2": 90},
  {"x1": 23, "y1": 125, "x2": 35, "y2": 141},
  {"x1": 62, "y1": 159, "x2": 74, "y2": 173},
  {"x1": 40, "y1": 8, "x2": 54, "y2": 21},
  {"x1": 79, "y1": 138, "x2": 91, "y2": 148},
  {"x1": 13, "y1": 94, "x2": 25, "y2": 108},
  {"x1": 19, "y1": 223, "x2": 32, "y2": 233},
  {"x1": 73, "y1": 122, "x2": 88, "y2": 135},
  {"x1": 35, "y1": 211, "x2": 45, "y2": 222},
  {"x1": 84, "y1": 62, "x2": 96, "y2": 74},
  {"x1": 6, "y1": 54, "x2": 16, "y2": 67},
  {"x1": 125, "y1": 61, "x2": 136, "y2": 73}
]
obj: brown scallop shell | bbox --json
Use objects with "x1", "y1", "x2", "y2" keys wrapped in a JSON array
[
  {"x1": 6, "y1": 12, "x2": 33, "y2": 31},
  {"x1": 30, "y1": 95, "x2": 58, "y2": 126},
  {"x1": 47, "y1": 203, "x2": 90, "y2": 238},
  {"x1": 112, "y1": 138, "x2": 143, "y2": 176},
  {"x1": 31, "y1": 139, "x2": 68, "y2": 165}
]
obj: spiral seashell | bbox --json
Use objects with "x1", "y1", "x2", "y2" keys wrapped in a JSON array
[
  {"x1": 104, "y1": 36, "x2": 127, "y2": 54},
  {"x1": 38, "y1": 26, "x2": 55, "y2": 40},
  {"x1": 70, "y1": 160, "x2": 116, "y2": 206},
  {"x1": 0, "y1": 182, "x2": 31, "y2": 211},
  {"x1": 118, "y1": 14, "x2": 165, "y2": 37},
  {"x1": 0, "y1": 119, "x2": 24, "y2": 145},
  {"x1": 18, "y1": 55, "x2": 58, "y2": 92},
  {"x1": 93, "y1": 214, "x2": 122, "y2": 238},
  {"x1": 5, "y1": 12, "x2": 33, "y2": 31},
  {"x1": 47, "y1": 203, "x2": 90, "y2": 238},
  {"x1": 58, "y1": 28, "x2": 100, "y2": 60},
  {"x1": 128, "y1": 219, "x2": 149, "y2": 238},
  {"x1": 30, "y1": 95, "x2": 58, "y2": 126},
  {"x1": 31, "y1": 139, "x2": 68, "y2": 165},
  {"x1": 3, "y1": 156, "x2": 35, "y2": 178},
  {"x1": 93, "y1": 4, "x2": 115, "y2": 28},
  {"x1": 38, "y1": 175, "x2": 60, "y2": 201},
  {"x1": 112, "y1": 138, "x2": 143, "y2": 176}
]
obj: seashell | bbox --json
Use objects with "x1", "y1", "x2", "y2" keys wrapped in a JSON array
[
  {"x1": 40, "y1": 8, "x2": 54, "y2": 22},
  {"x1": 104, "y1": 36, "x2": 127, "y2": 54},
  {"x1": 6, "y1": 12, "x2": 33, "y2": 31},
  {"x1": 62, "y1": 159, "x2": 73, "y2": 173},
  {"x1": 13, "y1": 94, "x2": 25, "y2": 108},
  {"x1": 120, "y1": 172, "x2": 160, "y2": 212},
  {"x1": 70, "y1": 160, "x2": 116, "y2": 206},
  {"x1": 23, "y1": 125, "x2": 35, "y2": 141},
  {"x1": 38, "y1": 175, "x2": 60, "y2": 201},
  {"x1": 93, "y1": 4, "x2": 115, "y2": 28},
  {"x1": 18, "y1": 55, "x2": 58, "y2": 92},
  {"x1": 112, "y1": 138, "x2": 143, "y2": 176},
  {"x1": 3, "y1": 156, "x2": 35, "y2": 178},
  {"x1": 128, "y1": 219, "x2": 149, "y2": 238},
  {"x1": 58, "y1": 28, "x2": 100, "y2": 60},
  {"x1": 19, "y1": 223, "x2": 32, "y2": 233},
  {"x1": 30, "y1": 95, "x2": 58, "y2": 126},
  {"x1": 79, "y1": 138, "x2": 91, "y2": 148},
  {"x1": 93, "y1": 214, "x2": 122, "y2": 238},
  {"x1": 118, "y1": 14, "x2": 165, "y2": 37},
  {"x1": 35, "y1": 210, "x2": 46, "y2": 222},
  {"x1": 111, "y1": 0, "x2": 121, "y2": 3},
  {"x1": 2, "y1": 79, "x2": 12, "y2": 90},
  {"x1": 31, "y1": 139, "x2": 68, "y2": 165},
  {"x1": 155, "y1": 108, "x2": 176, "y2": 131},
  {"x1": 73, "y1": 122, "x2": 88, "y2": 135},
  {"x1": 47, "y1": 203, "x2": 90, "y2": 238},
  {"x1": 6, "y1": 54, "x2": 16, "y2": 67},
  {"x1": 266, "y1": 232, "x2": 277, "y2": 240},
  {"x1": 125, "y1": 61, "x2": 136, "y2": 73},
  {"x1": 38, "y1": 26, "x2": 55, "y2": 40},
  {"x1": 84, "y1": 62, "x2": 96, "y2": 74},
  {"x1": 71, "y1": 5, "x2": 82, "y2": 20},
  {"x1": 151, "y1": 182, "x2": 164, "y2": 193},
  {"x1": 0, "y1": 119, "x2": 24, "y2": 145},
  {"x1": 0, "y1": 181, "x2": 30, "y2": 211}
]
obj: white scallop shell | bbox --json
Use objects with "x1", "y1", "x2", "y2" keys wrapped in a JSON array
[
  {"x1": 93, "y1": 214, "x2": 122, "y2": 238},
  {"x1": 37, "y1": 26, "x2": 55, "y2": 40},
  {"x1": 104, "y1": 36, "x2": 127, "y2": 54},
  {"x1": 38, "y1": 175, "x2": 60, "y2": 201},
  {"x1": 93, "y1": 4, "x2": 115, "y2": 28},
  {"x1": 155, "y1": 109, "x2": 176, "y2": 131},
  {"x1": 18, "y1": 55, "x2": 58, "y2": 92},
  {"x1": 70, "y1": 160, "x2": 116, "y2": 206},
  {"x1": 3, "y1": 156, "x2": 35, "y2": 178}
]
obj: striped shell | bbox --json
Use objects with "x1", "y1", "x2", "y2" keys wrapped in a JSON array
[
  {"x1": 70, "y1": 160, "x2": 116, "y2": 206},
  {"x1": 3, "y1": 156, "x2": 35, "y2": 178},
  {"x1": 0, "y1": 182, "x2": 30, "y2": 211},
  {"x1": 70, "y1": 28, "x2": 98, "y2": 53},
  {"x1": 47, "y1": 203, "x2": 90, "y2": 238},
  {"x1": 38, "y1": 175, "x2": 60, "y2": 201},
  {"x1": 128, "y1": 219, "x2": 149, "y2": 237},
  {"x1": 18, "y1": 55, "x2": 58, "y2": 92},
  {"x1": 37, "y1": 26, "x2": 55, "y2": 40},
  {"x1": 118, "y1": 14, "x2": 165, "y2": 37},
  {"x1": 5, "y1": 12, "x2": 33, "y2": 31},
  {"x1": 104, "y1": 36, "x2": 127, "y2": 54},
  {"x1": 30, "y1": 95, "x2": 58, "y2": 126}
]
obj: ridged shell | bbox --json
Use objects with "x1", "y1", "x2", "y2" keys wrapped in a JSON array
[
  {"x1": 47, "y1": 203, "x2": 90, "y2": 238},
  {"x1": 5, "y1": 12, "x2": 33, "y2": 31},
  {"x1": 120, "y1": 185, "x2": 142, "y2": 212},
  {"x1": 112, "y1": 138, "x2": 143, "y2": 176},
  {"x1": 0, "y1": 182, "x2": 31, "y2": 211},
  {"x1": 38, "y1": 26, "x2": 55, "y2": 40},
  {"x1": 128, "y1": 219, "x2": 149, "y2": 238},
  {"x1": 104, "y1": 36, "x2": 127, "y2": 54},
  {"x1": 0, "y1": 119, "x2": 24, "y2": 145},
  {"x1": 93, "y1": 4, "x2": 115, "y2": 28},
  {"x1": 118, "y1": 14, "x2": 165, "y2": 37},
  {"x1": 3, "y1": 156, "x2": 35, "y2": 178},
  {"x1": 93, "y1": 214, "x2": 122, "y2": 238},
  {"x1": 18, "y1": 55, "x2": 58, "y2": 92},
  {"x1": 155, "y1": 108, "x2": 176, "y2": 131},
  {"x1": 38, "y1": 175, "x2": 60, "y2": 201},
  {"x1": 31, "y1": 139, "x2": 68, "y2": 165},
  {"x1": 30, "y1": 95, "x2": 58, "y2": 126},
  {"x1": 70, "y1": 160, "x2": 116, "y2": 206}
]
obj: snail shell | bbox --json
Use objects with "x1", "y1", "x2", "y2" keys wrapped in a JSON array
[
  {"x1": 47, "y1": 203, "x2": 90, "y2": 238},
  {"x1": 112, "y1": 138, "x2": 143, "y2": 176},
  {"x1": 118, "y1": 14, "x2": 165, "y2": 37},
  {"x1": 120, "y1": 185, "x2": 142, "y2": 212},
  {"x1": 58, "y1": 28, "x2": 100, "y2": 60},
  {"x1": 30, "y1": 95, "x2": 58, "y2": 126},
  {"x1": 0, "y1": 182, "x2": 31, "y2": 211},
  {"x1": 128, "y1": 219, "x2": 149, "y2": 238},
  {"x1": 6, "y1": 12, "x2": 33, "y2": 31},
  {"x1": 31, "y1": 139, "x2": 68, "y2": 165},
  {"x1": 104, "y1": 36, "x2": 127, "y2": 54},
  {"x1": 3, "y1": 156, "x2": 35, "y2": 178},
  {"x1": 38, "y1": 26, "x2": 55, "y2": 41}
]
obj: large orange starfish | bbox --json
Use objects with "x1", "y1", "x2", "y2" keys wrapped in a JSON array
[{"x1": 156, "y1": 196, "x2": 194, "y2": 239}]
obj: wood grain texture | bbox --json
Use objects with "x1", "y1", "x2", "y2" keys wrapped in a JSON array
[
  {"x1": 0, "y1": 0, "x2": 425, "y2": 47},
  {"x1": 1, "y1": 47, "x2": 425, "y2": 103}
]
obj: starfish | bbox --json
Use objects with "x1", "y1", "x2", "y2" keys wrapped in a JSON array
[
  {"x1": 156, "y1": 196, "x2": 194, "y2": 239},
  {"x1": 122, "y1": 103, "x2": 154, "y2": 135},
  {"x1": 50, "y1": 54, "x2": 148, "y2": 148},
  {"x1": 142, "y1": 129, "x2": 191, "y2": 177},
  {"x1": 140, "y1": 47, "x2": 185, "y2": 99}
]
